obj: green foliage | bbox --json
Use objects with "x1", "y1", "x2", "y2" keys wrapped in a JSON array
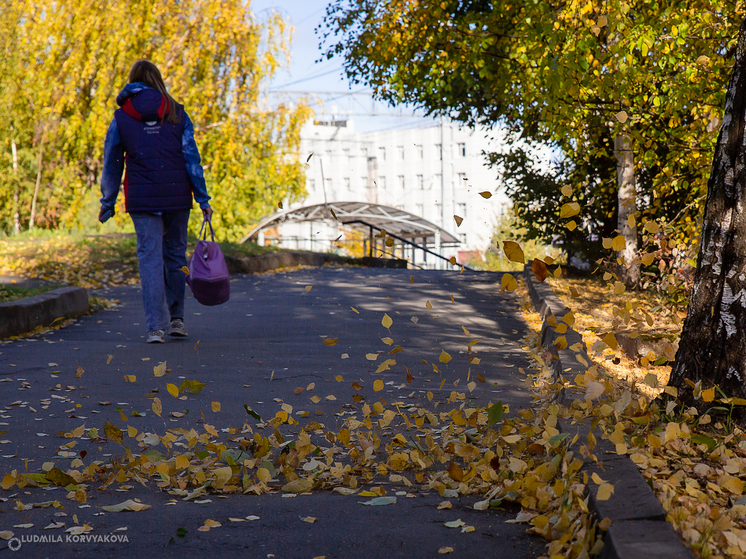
[
  {"x1": 322, "y1": 0, "x2": 745, "y2": 257},
  {"x1": 0, "y1": 0, "x2": 311, "y2": 240}
]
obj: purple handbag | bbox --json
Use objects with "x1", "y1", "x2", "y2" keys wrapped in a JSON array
[{"x1": 187, "y1": 217, "x2": 230, "y2": 306}]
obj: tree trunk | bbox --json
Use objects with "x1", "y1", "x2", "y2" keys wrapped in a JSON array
[
  {"x1": 614, "y1": 132, "x2": 639, "y2": 287},
  {"x1": 11, "y1": 138, "x2": 20, "y2": 235},
  {"x1": 669, "y1": 16, "x2": 746, "y2": 398},
  {"x1": 29, "y1": 131, "x2": 45, "y2": 230}
]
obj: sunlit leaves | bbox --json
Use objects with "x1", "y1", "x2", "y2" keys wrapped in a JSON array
[
  {"x1": 103, "y1": 421, "x2": 123, "y2": 444},
  {"x1": 154, "y1": 362, "x2": 167, "y2": 377},
  {"x1": 381, "y1": 314, "x2": 393, "y2": 329},
  {"x1": 559, "y1": 203, "x2": 580, "y2": 219},
  {"x1": 152, "y1": 398, "x2": 163, "y2": 417},
  {"x1": 531, "y1": 259, "x2": 548, "y2": 283},
  {"x1": 166, "y1": 384, "x2": 179, "y2": 398},
  {"x1": 501, "y1": 273, "x2": 517, "y2": 292},
  {"x1": 323, "y1": 338, "x2": 338, "y2": 346},
  {"x1": 502, "y1": 241, "x2": 525, "y2": 264}
]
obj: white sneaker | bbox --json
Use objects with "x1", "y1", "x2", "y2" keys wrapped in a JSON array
[
  {"x1": 146, "y1": 329, "x2": 166, "y2": 343},
  {"x1": 168, "y1": 319, "x2": 188, "y2": 337}
]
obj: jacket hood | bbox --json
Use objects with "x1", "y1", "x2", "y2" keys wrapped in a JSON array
[{"x1": 116, "y1": 82, "x2": 168, "y2": 122}]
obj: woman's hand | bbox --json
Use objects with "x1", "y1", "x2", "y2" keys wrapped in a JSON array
[{"x1": 202, "y1": 207, "x2": 214, "y2": 221}]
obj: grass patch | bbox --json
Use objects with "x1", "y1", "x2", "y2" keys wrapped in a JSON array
[
  {"x1": 0, "y1": 233, "x2": 281, "y2": 289},
  {"x1": 0, "y1": 284, "x2": 56, "y2": 303}
]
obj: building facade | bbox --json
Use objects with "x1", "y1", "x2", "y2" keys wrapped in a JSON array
[{"x1": 269, "y1": 118, "x2": 508, "y2": 264}]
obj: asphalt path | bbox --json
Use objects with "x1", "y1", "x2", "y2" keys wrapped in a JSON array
[{"x1": 0, "y1": 267, "x2": 546, "y2": 558}]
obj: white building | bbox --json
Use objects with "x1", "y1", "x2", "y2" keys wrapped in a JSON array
[{"x1": 266, "y1": 118, "x2": 509, "y2": 266}]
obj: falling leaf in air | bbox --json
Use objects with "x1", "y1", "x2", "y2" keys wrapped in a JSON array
[
  {"x1": 454, "y1": 215, "x2": 463, "y2": 227},
  {"x1": 596, "y1": 483, "x2": 614, "y2": 501},
  {"x1": 531, "y1": 259, "x2": 548, "y2": 282},
  {"x1": 560, "y1": 202, "x2": 581, "y2": 218},
  {"x1": 426, "y1": 300, "x2": 432, "y2": 310},
  {"x1": 501, "y1": 274, "x2": 517, "y2": 292},
  {"x1": 180, "y1": 266, "x2": 190, "y2": 276},
  {"x1": 76, "y1": 366, "x2": 84, "y2": 378},
  {"x1": 305, "y1": 286, "x2": 313, "y2": 291},
  {"x1": 306, "y1": 152, "x2": 313, "y2": 162},
  {"x1": 278, "y1": 201, "x2": 283, "y2": 209},
  {"x1": 502, "y1": 241, "x2": 525, "y2": 263},
  {"x1": 479, "y1": 191, "x2": 492, "y2": 199},
  {"x1": 439, "y1": 350, "x2": 452, "y2": 364}
]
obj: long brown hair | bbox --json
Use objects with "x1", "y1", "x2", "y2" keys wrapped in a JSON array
[{"x1": 128, "y1": 60, "x2": 179, "y2": 124}]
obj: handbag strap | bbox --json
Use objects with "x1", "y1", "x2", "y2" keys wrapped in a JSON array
[{"x1": 198, "y1": 215, "x2": 216, "y2": 242}]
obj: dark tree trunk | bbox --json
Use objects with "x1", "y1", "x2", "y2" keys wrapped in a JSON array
[{"x1": 669, "y1": 16, "x2": 746, "y2": 398}]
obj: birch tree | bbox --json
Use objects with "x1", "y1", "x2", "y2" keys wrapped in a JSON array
[{"x1": 669, "y1": 15, "x2": 746, "y2": 399}]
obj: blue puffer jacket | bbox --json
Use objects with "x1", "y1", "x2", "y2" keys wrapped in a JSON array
[{"x1": 100, "y1": 83, "x2": 211, "y2": 213}]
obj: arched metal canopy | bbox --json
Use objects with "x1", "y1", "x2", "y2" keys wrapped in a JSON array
[{"x1": 239, "y1": 201, "x2": 460, "y2": 245}]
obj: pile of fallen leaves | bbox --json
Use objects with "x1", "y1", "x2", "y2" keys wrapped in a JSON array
[{"x1": 523, "y1": 274, "x2": 746, "y2": 558}]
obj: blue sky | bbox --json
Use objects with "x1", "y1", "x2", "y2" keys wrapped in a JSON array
[{"x1": 252, "y1": 0, "x2": 430, "y2": 131}]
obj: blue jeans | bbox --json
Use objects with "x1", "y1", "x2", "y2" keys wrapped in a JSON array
[{"x1": 130, "y1": 210, "x2": 190, "y2": 332}]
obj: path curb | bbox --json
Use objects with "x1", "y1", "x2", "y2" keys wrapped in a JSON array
[
  {"x1": 224, "y1": 251, "x2": 354, "y2": 274},
  {"x1": 522, "y1": 265, "x2": 693, "y2": 559},
  {"x1": 0, "y1": 286, "x2": 89, "y2": 339}
]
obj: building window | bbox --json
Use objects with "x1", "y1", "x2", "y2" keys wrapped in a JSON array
[
  {"x1": 343, "y1": 148, "x2": 351, "y2": 161},
  {"x1": 435, "y1": 203, "x2": 442, "y2": 219},
  {"x1": 325, "y1": 178, "x2": 332, "y2": 193},
  {"x1": 457, "y1": 172, "x2": 467, "y2": 185},
  {"x1": 398, "y1": 175, "x2": 405, "y2": 189},
  {"x1": 459, "y1": 233, "x2": 467, "y2": 244},
  {"x1": 397, "y1": 146, "x2": 404, "y2": 160},
  {"x1": 458, "y1": 143, "x2": 466, "y2": 157},
  {"x1": 344, "y1": 177, "x2": 351, "y2": 191},
  {"x1": 361, "y1": 176, "x2": 368, "y2": 189},
  {"x1": 309, "y1": 179, "x2": 315, "y2": 191},
  {"x1": 435, "y1": 173, "x2": 442, "y2": 187},
  {"x1": 415, "y1": 204, "x2": 424, "y2": 216},
  {"x1": 379, "y1": 176, "x2": 386, "y2": 190},
  {"x1": 416, "y1": 175, "x2": 424, "y2": 189},
  {"x1": 361, "y1": 147, "x2": 368, "y2": 157},
  {"x1": 378, "y1": 147, "x2": 386, "y2": 161},
  {"x1": 415, "y1": 144, "x2": 423, "y2": 158},
  {"x1": 457, "y1": 203, "x2": 467, "y2": 217},
  {"x1": 435, "y1": 143, "x2": 442, "y2": 160}
]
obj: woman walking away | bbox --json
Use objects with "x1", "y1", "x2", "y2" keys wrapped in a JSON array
[{"x1": 99, "y1": 60, "x2": 213, "y2": 343}]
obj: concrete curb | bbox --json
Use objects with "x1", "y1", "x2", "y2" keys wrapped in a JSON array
[
  {"x1": 522, "y1": 265, "x2": 694, "y2": 559},
  {"x1": 223, "y1": 251, "x2": 354, "y2": 275},
  {"x1": 0, "y1": 287, "x2": 89, "y2": 339}
]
